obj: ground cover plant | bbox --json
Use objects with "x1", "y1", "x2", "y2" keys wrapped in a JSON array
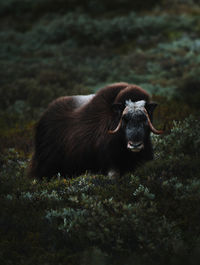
[
  {"x1": 1, "y1": 116, "x2": 200, "y2": 265},
  {"x1": 0, "y1": 0, "x2": 200, "y2": 264}
]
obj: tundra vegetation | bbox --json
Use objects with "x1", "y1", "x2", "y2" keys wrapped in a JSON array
[{"x1": 0, "y1": 0, "x2": 200, "y2": 264}]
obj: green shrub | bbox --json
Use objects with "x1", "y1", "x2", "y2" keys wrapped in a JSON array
[
  {"x1": 0, "y1": 0, "x2": 164, "y2": 18},
  {"x1": 1, "y1": 116, "x2": 200, "y2": 264},
  {"x1": 1, "y1": 2, "x2": 200, "y2": 264},
  {"x1": 1, "y1": 11, "x2": 200, "y2": 129}
]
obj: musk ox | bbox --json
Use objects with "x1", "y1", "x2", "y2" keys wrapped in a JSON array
[{"x1": 29, "y1": 82, "x2": 163, "y2": 179}]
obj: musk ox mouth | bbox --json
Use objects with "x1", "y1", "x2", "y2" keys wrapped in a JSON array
[{"x1": 127, "y1": 141, "x2": 144, "y2": 152}]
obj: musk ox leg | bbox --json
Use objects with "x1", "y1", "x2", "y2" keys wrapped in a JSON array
[
  {"x1": 28, "y1": 149, "x2": 63, "y2": 179},
  {"x1": 28, "y1": 154, "x2": 45, "y2": 179}
]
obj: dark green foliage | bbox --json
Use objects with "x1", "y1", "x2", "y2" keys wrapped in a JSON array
[
  {"x1": 1, "y1": 9, "x2": 200, "y2": 127},
  {"x1": 1, "y1": 0, "x2": 200, "y2": 264},
  {"x1": 1, "y1": 117, "x2": 200, "y2": 264},
  {"x1": 176, "y1": 69, "x2": 200, "y2": 108},
  {"x1": 0, "y1": 0, "x2": 163, "y2": 19}
]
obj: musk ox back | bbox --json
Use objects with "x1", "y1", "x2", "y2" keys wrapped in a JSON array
[{"x1": 29, "y1": 82, "x2": 163, "y2": 179}]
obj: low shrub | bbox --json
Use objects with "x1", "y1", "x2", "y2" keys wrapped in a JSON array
[{"x1": 0, "y1": 116, "x2": 200, "y2": 264}]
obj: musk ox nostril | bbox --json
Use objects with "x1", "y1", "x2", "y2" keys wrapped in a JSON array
[
  {"x1": 127, "y1": 141, "x2": 144, "y2": 152},
  {"x1": 134, "y1": 142, "x2": 143, "y2": 148},
  {"x1": 127, "y1": 141, "x2": 134, "y2": 149}
]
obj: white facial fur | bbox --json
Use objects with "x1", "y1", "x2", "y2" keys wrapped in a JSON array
[{"x1": 125, "y1": 100, "x2": 146, "y2": 114}]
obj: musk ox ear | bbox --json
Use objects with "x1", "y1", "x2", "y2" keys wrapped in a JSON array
[{"x1": 145, "y1": 102, "x2": 158, "y2": 117}]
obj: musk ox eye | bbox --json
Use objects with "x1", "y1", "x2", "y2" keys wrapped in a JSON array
[{"x1": 122, "y1": 115, "x2": 129, "y2": 123}]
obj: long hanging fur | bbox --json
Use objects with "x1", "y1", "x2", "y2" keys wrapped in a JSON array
[{"x1": 29, "y1": 82, "x2": 153, "y2": 179}]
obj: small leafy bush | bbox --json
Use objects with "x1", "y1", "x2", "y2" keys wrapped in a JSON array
[
  {"x1": 1, "y1": 2, "x2": 200, "y2": 264},
  {"x1": 1, "y1": 116, "x2": 200, "y2": 264},
  {"x1": 0, "y1": 0, "x2": 164, "y2": 18}
]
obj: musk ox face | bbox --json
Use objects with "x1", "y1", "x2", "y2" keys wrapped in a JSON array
[
  {"x1": 122, "y1": 101, "x2": 149, "y2": 152},
  {"x1": 109, "y1": 100, "x2": 163, "y2": 152}
]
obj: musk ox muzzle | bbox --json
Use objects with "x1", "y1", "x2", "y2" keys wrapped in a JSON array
[{"x1": 127, "y1": 141, "x2": 144, "y2": 152}]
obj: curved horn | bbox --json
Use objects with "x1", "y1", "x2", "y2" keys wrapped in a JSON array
[
  {"x1": 108, "y1": 117, "x2": 123, "y2": 134},
  {"x1": 108, "y1": 107, "x2": 128, "y2": 134},
  {"x1": 144, "y1": 109, "x2": 164, "y2": 135}
]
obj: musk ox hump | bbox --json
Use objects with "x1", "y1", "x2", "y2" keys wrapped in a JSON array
[
  {"x1": 72, "y1": 94, "x2": 95, "y2": 108},
  {"x1": 114, "y1": 85, "x2": 150, "y2": 105},
  {"x1": 48, "y1": 94, "x2": 95, "y2": 113}
]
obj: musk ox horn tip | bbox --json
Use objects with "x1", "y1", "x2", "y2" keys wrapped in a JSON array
[{"x1": 108, "y1": 129, "x2": 115, "y2": 134}]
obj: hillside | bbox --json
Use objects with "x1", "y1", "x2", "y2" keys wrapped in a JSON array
[{"x1": 0, "y1": 0, "x2": 200, "y2": 264}]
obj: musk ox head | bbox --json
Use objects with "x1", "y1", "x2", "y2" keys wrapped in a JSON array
[{"x1": 109, "y1": 100, "x2": 163, "y2": 152}]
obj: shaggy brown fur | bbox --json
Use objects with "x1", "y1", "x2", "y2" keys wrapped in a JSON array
[{"x1": 29, "y1": 82, "x2": 153, "y2": 178}]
